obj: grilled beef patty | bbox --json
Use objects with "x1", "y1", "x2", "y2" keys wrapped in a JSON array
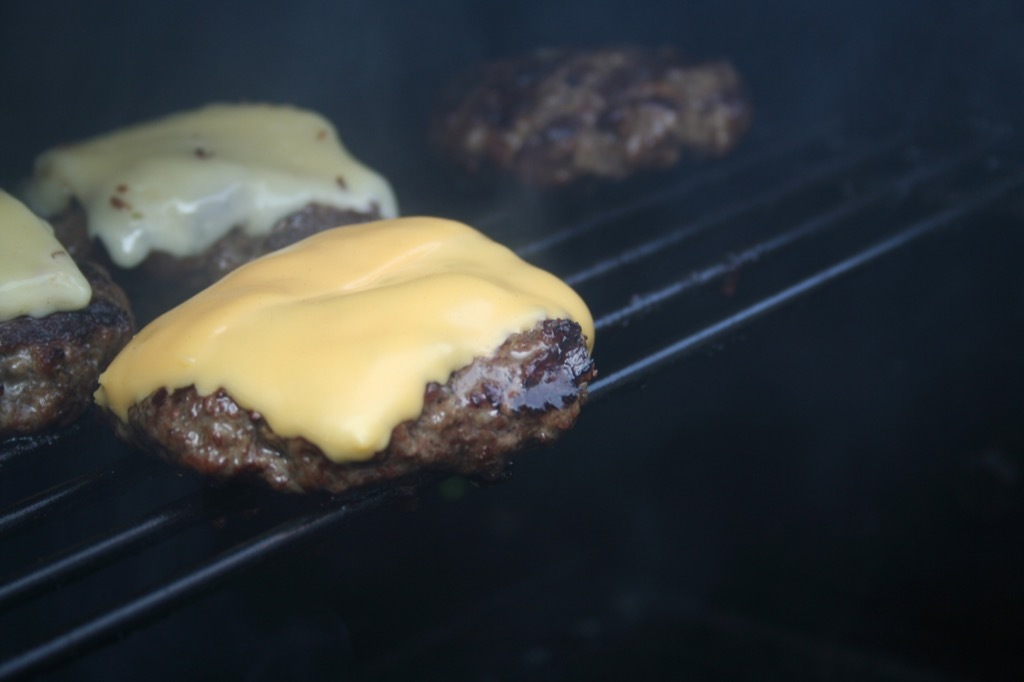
[
  {"x1": 109, "y1": 319, "x2": 596, "y2": 494},
  {"x1": 51, "y1": 201, "x2": 385, "y2": 317},
  {"x1": 432, "y1": 46, "x2": 751, "y2": 186},
  {"x1": 1, "y1": 261, "x2": 134, "y2": 439}
]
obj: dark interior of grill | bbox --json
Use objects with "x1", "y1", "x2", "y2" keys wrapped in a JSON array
[{"x1": 3, "y1": 2, "x2": 1024, "y2": 680}]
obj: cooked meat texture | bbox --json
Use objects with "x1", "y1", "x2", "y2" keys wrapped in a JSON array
[
  {"x1": 432, "y1": 46, "x2": 751, "y2": 186},
  {"x1": 50, "y1": 201, "x2": 386, "y2": 318},
  {"x1": 1, "y1": 261, "x2": 135, "y2": 439},
  {"x1": 109, "y1": 319, "x2": 596, "y2": 494}
]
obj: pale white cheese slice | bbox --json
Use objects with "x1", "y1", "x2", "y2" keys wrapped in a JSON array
[
  {"x1": 23, "y1": 103, "x2": 398, "y2": 268},
  {"x1": 0, "y1": 190, "x2": 91, "y2": 322}
]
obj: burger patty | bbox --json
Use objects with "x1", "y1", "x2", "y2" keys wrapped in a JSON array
[
  {"x1": 1, "y1": 261, "x2": 134, "y2": 439},
  {"x1": 431, "y1": 46, "x2": 751, "y2": 186},
  {"x1": 51, "y1": 201, "x2": 386, "y2": 316},
  {"x1": 108, "y1": 319, "x2": 596, "y2": 494}
]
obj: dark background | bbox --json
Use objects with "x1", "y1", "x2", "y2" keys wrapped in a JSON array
[{"x1": 2, "y1": 1, "x2": 1022, "y2": 199}]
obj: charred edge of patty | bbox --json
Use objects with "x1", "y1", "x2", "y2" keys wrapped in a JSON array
[
  {"x1": 50, "y1": 201, "x2": 386, "y2": 316},
  {"x1": 111, "y1": 319, "x2": 596, "y2": 495},
  {"x1": 0, "y1": 261, "x2": 135, "y2": 439},
  {"x1": 431, "y1": 46, "x2": 751, "y2": 186}
]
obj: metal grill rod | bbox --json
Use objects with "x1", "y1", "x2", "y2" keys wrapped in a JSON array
[
  {"x1": 0, "y1": 421, "x2": 87, "y2": 469},
  {"x1": 0, "y1": 488, "x2": 254, "y2": 611},
  {"x1": 0, "y1": 485, "x2": 409, "y2": 682},
  {"x1": 514, "y1": 122, "x2": 844, "y2": 257},
  {"x1": 589, "y1": 171, "x2": 1024, "y2": 400},
  {"x1": 594, "y1": 144, "x2": 990, "y2": 331},
  {"x1": 0, "y1": 460, "x2": 134, "y2": 539},
  {"x1": 563, "y1": 134, "x2": 908, "y2": 287}
]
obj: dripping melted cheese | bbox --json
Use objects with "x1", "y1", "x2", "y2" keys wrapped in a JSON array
[
  {"x1": 23, "y1": 103, "x2": 398, "y2": 268},
  {"x1": 0, "y1": 190, "x2": 91, "y2": 322},
  {"x1": 95, "y1": 217, "x2": 594, "y2": 462}
]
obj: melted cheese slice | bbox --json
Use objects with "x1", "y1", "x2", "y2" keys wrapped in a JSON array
[
  {"x1": 23, "y1": 103, "x2": 398, "y2": 268},
  {"x1": 96, "y1": 217, "x2": 594, "y2": 462},
  {"x1": 0, "y1": 190, "x2": 91, "y2": 322}
]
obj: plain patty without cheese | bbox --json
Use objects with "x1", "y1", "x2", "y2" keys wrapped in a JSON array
[{"x1": 432, "y1": 46, "x2": 751, "y2": 186}]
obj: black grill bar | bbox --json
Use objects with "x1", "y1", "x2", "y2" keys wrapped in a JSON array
[
  {"x1": 0, "y1": 487, "x2": 255, "y2": 611},
  {"x1": 513, "y1": 122, "x2": 843, "y2": 258},
  {"x1": 0, "y1": 460, "x2": 132, "y2": 538},
  {"x1": 0, "y1": 421, "x2": 87, "y2": 469},
  {"x1": 589, "y1": 170, "x2": 1024, "y2": 400},
  {"x1": 561, "y1": 133, "x2": 908, "y2": 286},
  {"x1": 592, "y1": 142, "x2": 990, "y2": 332},
  {"x1": 0, "y1": 485, "x2": 410, "y2": 682}
]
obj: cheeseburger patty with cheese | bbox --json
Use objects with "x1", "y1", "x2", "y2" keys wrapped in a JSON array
[
  {"x1": 96, "y1": 217, "x2": 596, "y2": 494},
  {"x1": 24, "y1": 103, "x2": 399, "y2": 312},
  {"x1": 0, "y1": 191, "x2": 133, "y2": 439}
]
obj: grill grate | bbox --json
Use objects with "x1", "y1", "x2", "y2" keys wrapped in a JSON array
[
  {"x1": 588, "y1": 167, "x2": 1024, "y2": 398},
  {"x1": 1, "y1": 121, "x2": 1022, "y2": 680}
]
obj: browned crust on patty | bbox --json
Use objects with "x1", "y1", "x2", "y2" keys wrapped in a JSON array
[
  {"x1": 1, "y1": 261, "x2": 135, "y2": 439},
  {"x1": 431, "y1": 46, "x2": 751, "y2": 186},
  {"x1": 107, "y1": 319, "x2": 596, "y2": 494}
]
